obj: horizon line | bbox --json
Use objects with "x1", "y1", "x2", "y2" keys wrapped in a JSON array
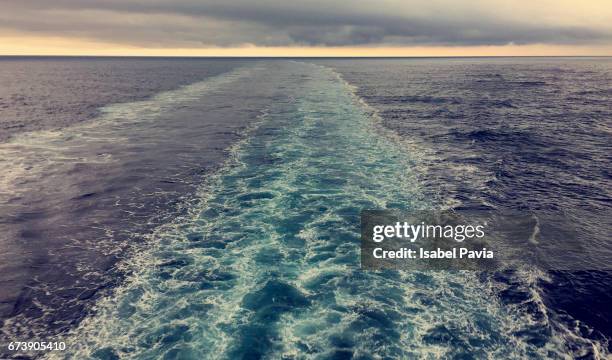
[{"x1": 1, "y1": 54, "x2": 611, "y2": 58}]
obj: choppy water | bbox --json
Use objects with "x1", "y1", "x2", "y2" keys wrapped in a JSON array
[
  {"x1": 317, "y1": 57, "x2": 612, "y2": 349},
  {"x1": 0, "y1": 60, "x2": 270, "y2": 349},
  {"x1": 0, "y1": 58, "x2": 610, "y2": 359},
  {"x1": 0, "y1": 57, "x2": 246, "y2": 141}
]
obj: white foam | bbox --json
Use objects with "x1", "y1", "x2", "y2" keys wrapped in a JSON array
[{"x1": 47, "y1": 61, "x2": 608, "y2": 359}]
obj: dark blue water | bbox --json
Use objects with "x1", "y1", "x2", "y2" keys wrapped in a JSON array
[
  {"x1": 0, "y1": 57, "x2": 252, "y2": 142},
  {"x1": 317, "y1": 57, "x2": 612, "y2": 350},
  {"x1": 0, "y1": 58, "x2": 610, "y2": 359},
  {"x1": 0, "y1": 58, "x2": 261, "y2": 349}
]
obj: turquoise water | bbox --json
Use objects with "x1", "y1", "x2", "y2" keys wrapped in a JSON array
[{"x1": 57, "y1": 62, "x2": 577, "y2": 359}]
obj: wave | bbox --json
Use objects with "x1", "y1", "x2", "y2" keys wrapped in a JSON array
[
  {"x1": 0, "y1": 64, "x2": 268, "y2": 357},
  {"x1": 46, "y1": 61, "x2": 608, "y2": 359}
]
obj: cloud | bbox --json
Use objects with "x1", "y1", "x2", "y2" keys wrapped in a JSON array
[{"x1": 1, "y1": 0, "x2": 611, "y2": 48}]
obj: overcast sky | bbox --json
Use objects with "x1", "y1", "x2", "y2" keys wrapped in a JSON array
[{"x1": 1, "y1": 0, "x2": 611, "y2": 55}]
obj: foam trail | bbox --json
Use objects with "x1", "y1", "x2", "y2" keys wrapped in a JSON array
[
  {"x1": 0, "y1": 63, "x2": 269, "y2": 351},
  {"x1": 51, "y1": 62, "x2": 585, "y2": 359},
  {"x1": 0, "y1": 64, "x2": 260, "y2": 201}
]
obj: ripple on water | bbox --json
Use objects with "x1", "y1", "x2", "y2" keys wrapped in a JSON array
[{"x1": 55, "y1": 62, "x2": 607, "y2": 359}]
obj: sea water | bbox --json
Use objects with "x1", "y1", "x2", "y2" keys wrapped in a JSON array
[{"x1": 0, "y1": 58, "x2": 609, "y2": 359}]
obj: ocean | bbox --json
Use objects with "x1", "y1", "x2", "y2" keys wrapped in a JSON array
[{"x1": 0, "y1": 57, "x2": 610, "y2": 359}]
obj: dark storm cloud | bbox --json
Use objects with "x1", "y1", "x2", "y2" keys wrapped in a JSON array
[{"x1": 1, "y1": 0, "x2": 611, "y2": 47}]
